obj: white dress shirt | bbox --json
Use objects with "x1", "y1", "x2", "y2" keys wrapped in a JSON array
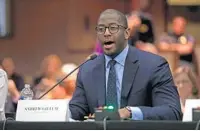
[{"x1": 0, "y1": 69, "x2": 8, "y2": 120}]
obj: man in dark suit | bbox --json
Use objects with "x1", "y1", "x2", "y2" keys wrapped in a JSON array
[{"x1": 69, "y1": 9, "x2": 182, "y2": 120}]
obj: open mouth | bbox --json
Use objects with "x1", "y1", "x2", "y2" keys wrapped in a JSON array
[
  {"x1": 103, "y1": 41, "x2": 115, "y2": 49},
  {"x1": 104, "y1": 41, "x2": 114, "y2": 45}
]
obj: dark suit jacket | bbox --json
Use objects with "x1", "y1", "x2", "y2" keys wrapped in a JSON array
[{"x1": 69, "y1": 46, "x2": 182, "y2": 120}]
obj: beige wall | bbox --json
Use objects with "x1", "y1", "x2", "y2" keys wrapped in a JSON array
[{"x1": 149, "y1": 0, "x2": 166, "y2": 40}]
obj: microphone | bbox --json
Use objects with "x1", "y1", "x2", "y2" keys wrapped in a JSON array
[{"x1": 37, "y1": 54, "x2": 97, "y2": 99}]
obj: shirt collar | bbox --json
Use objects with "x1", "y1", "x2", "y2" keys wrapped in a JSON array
[{"x1": 105, "y1": 44, "x2": 129, "y2": 68}]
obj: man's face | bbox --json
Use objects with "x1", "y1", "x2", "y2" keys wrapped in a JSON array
[
  {"x1": 173, "y1": 18, "x2": 186, "y2": 35},
  {"x1": 96, "y1": 13, "x2": 130, "y2": 58},
  {"x1": 174, "y1": 72, "x2": 193, "y2": 98}
]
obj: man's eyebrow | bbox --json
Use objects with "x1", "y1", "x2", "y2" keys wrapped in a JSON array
[
  {"x1": 97, "y1": 24, "x2": 105, "y2": 26},
  {"x1": 97, "y1": 23, "x2": 118, "y2": 26}
]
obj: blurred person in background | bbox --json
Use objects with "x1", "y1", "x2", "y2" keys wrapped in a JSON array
[
  {"x1": 128, "y1": 11, "x2": 155, "y2": 45},
  {"x1": 127, "y1": 11, "x2": 157, "y2": 54},
  {"x1": 59, "y1": 63, "x2": 78, "y2": 99},
  {"x1": 158, "y1": 16, "x2": 195, "y2": 65},
  {"x1": 2, "y1": 57, "x2": 25, "y2": 91},
  {"x1": 128, "y1": 0, "x2": 155, "y2": 50},
  {"x1": 0, "y1": 61, "x2": 20, "y2": 113},
  {"x1": 129, "y1": 0, "x2": 155, "y2": 44},
  {"x1": 33, "y1": 54, "x2": 66, "y2": 99},
  {"x1": 33, "y1": 54, "x2": 62, "y2": 86},
  {"x1": 174, "y1": 66, "x2": 200, "y2": 113},
  {"x1": 0, "y1": 67, "x2": 8, "y2": 120},
  {"x1": 1, "y1": 58, "x2": 22, "y2": 112}
]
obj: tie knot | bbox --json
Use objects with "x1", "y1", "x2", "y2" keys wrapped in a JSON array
[{"x1": 109, "y1": 59, "x2": 116, "y2": 67}]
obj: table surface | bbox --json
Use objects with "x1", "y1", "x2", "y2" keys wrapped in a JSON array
[{"x1": 0, "y1": 120, "x2": 199, "y2": 130}]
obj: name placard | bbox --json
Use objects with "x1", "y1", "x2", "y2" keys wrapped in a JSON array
[
  {"x1": 183, "y1": 99, "x2": 200, "y2": 121},
  {"x1": 16, "y1": 99, "x2": 70, "y2": 121}
]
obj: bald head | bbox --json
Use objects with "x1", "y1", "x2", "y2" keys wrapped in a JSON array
[{"x1": 98, "y1": 9, "x2": 128, "y2": 28}]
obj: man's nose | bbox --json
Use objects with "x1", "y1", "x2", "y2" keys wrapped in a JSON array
[{"x1": 104, "y1": 28, "x2": 111, "y2": 36}]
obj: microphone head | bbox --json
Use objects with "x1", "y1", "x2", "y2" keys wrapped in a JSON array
[{"x1": 89, "y1": 54, "x2": 97, "y2": 60}]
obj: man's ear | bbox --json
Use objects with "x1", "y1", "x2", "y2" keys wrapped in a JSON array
[{"x1": 124, "y1": 28, "x2": 130, "y2": 40}]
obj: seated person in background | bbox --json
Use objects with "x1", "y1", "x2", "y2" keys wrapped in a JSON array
[
  {"x1": 56, "y1": 63, "x2": 78, "y2": 99},
  {"x1": 129, "y1": 0, "x2": 155, "y2": 45},
  {"x1": 130, "y1": 11, "x2": 155, "y2": 44},
  {"x1": 2, "y1": 57, "x2": 25, "y2": 91},
  {"x1": 174, "y1": 66, "x2": 200, "y2": 113},
  {"x1": 33, "y1": 54, "x2": 62, "y2": 86},
  {"x1": 0, "y1": 61, "x2": 20, "y2": 113},
  {"x1": 0, "y1": 69, "x2": 8, "y2": 120},
  {"x1": 33, "y1": 54, "x2": 67, "y2": 99},
  {"x1": 127, "y1": 12, "x2": 157, "y2": 54},
  {"x1": 69, "y1": 9, "x2": 182, "y2": 120},
  {"x1": 158, "y1": 16, "x2": 195, "y2": 65},
  {"x1": 1, "y1": 58, "x2": 21, "y2": 112}
]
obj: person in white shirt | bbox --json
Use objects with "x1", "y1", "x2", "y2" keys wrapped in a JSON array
[{"x1": 0, "y1": 69, "x2": 8, "y2": 120}]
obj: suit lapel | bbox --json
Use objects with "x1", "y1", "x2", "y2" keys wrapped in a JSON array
[
  {"x1": 121, "y1": 47, "x2": 139, "y2": 108},
  {"x1": 93, "y1": 55, "x2": 106, "y2": 107}
]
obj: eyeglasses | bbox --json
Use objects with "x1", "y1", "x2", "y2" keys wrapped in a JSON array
[{"x1": 95, "y1": 23, "x2": 127, "y2": 34}]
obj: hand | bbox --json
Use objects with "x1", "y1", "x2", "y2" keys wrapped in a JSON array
[
  {"x1": 118, "y1": 108, "x2": 131, "y2": 119},
  {"x1": 88, "y1": 113, "x2": 95, "y2": 119},
  {"x1": 88, "y1": 106, "x2": 103, "y2": 119}
]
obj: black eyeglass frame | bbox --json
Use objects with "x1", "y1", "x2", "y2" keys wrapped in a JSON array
[{"x1": 95, "y1": 23, "x2": 127, "y2": 34}]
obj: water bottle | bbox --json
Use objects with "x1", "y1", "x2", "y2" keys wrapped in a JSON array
[{"x1": 20, "y1": 84, "x2": 34, "y2": 100}]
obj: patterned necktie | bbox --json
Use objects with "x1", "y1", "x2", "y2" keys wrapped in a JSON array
[{"x1": 106, "y1": 59, "x2": 118, "y2": 110}]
